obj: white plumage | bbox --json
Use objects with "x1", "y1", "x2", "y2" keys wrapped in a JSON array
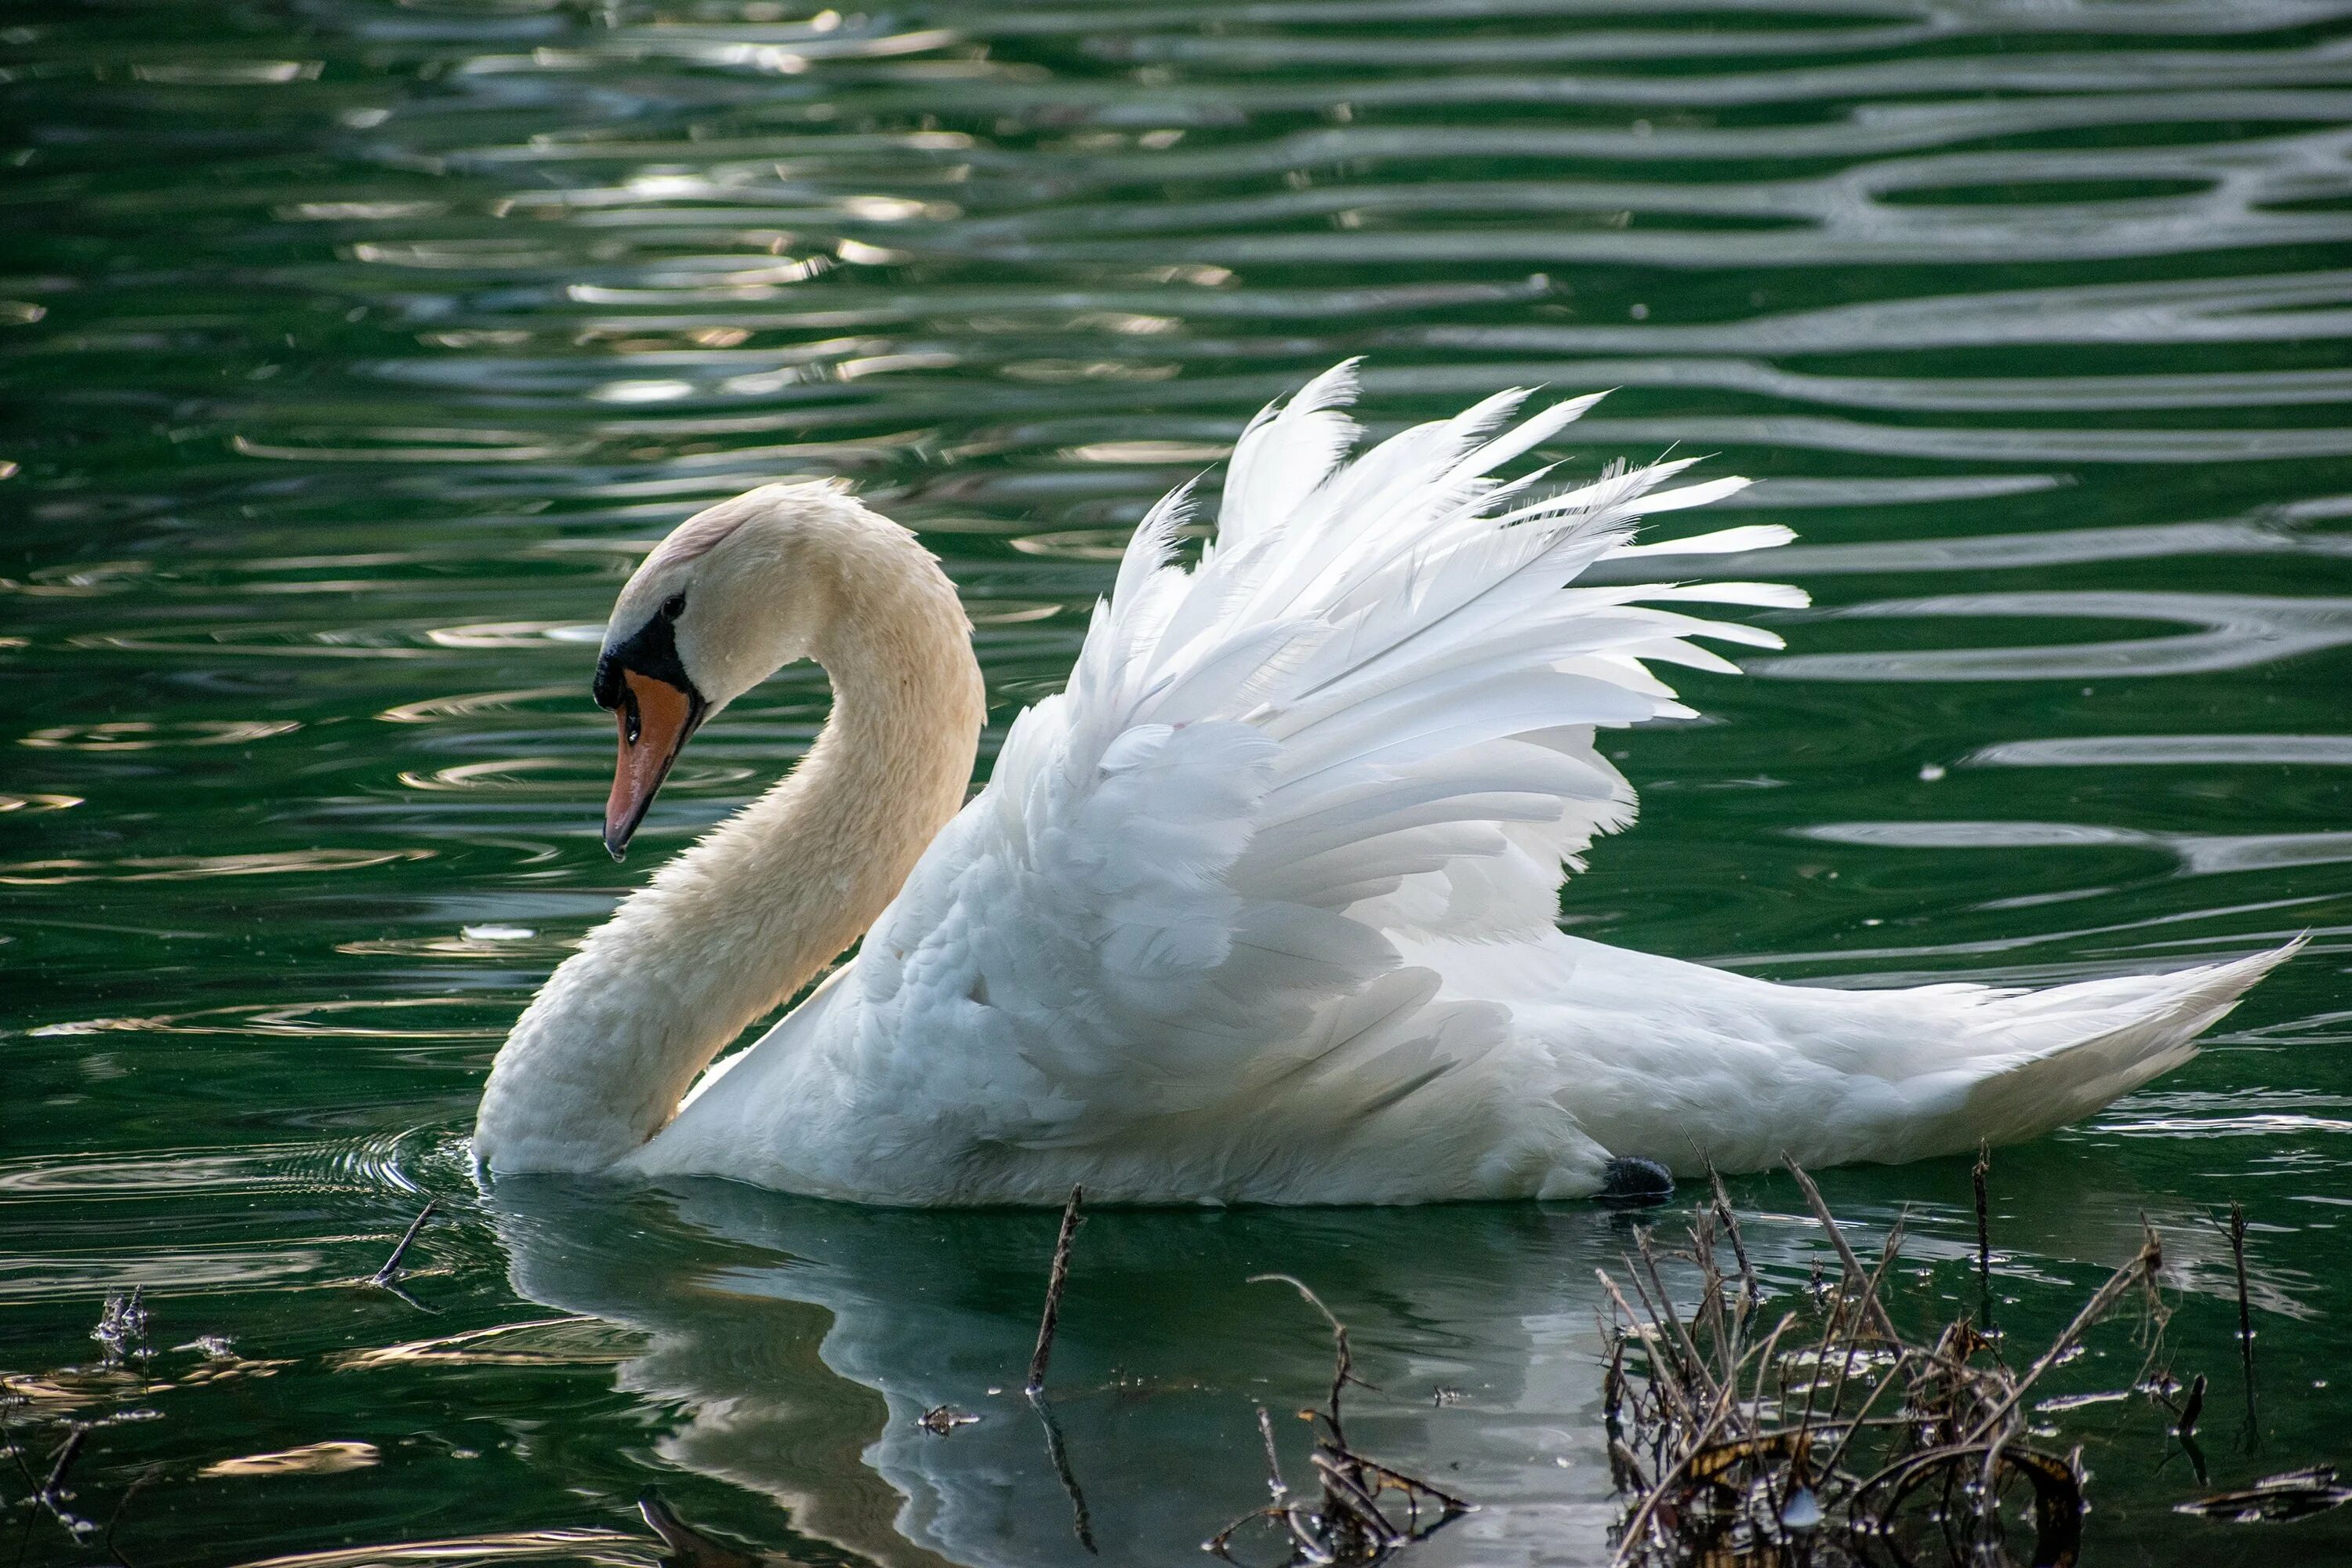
[{"x1": 474, "y1": 363, "x2": 2295, "y2": 1203}]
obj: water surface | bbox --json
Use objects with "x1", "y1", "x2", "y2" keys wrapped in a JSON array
[{"x1": 5, "y1": 0, "x2": 2351, "y2": 1563}]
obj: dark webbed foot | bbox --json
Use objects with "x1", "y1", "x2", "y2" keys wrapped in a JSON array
[{"x1": 1599, "y1": 1156, "x2": 1675, "y2": 1205}]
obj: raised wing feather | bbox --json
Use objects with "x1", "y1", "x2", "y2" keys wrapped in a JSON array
[{"x1": 855, "y1": 365, "x2": 1801, "y2": 1149}]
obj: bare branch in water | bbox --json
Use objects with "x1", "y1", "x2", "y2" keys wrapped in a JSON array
[
  {"x1": 1026, "y1": 1185, "x2": 1083, "y2": 1398},
  {"x1": 1704, "y1": 1161, "x2": 1759, "y2": 1307},
  {"x1": 1972, "y1": 1144, "x2": 1993, "y2": 1282},
  {"x1": 371, "y1": 1202, "x2": 440, "y2": 1288},
  {"x1": 362, "y1": 1201, "x2": 444, "y2": 1311},
  {"x1": 1016, "y1": 1186, "x2": 1097, "y2": 1554}
]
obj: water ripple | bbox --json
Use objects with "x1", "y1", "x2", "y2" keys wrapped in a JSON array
[
  {"x1": 7, "y1": 0, "x2": 2351, "y2": 1558},
  {"x1": 1762, "y1": 593, "x2": 2352, "y2": 681},
  {"x1": 1969, "y1": 734, "x2": 2352, "y2": 768},
  {"x1": 1797, "y1": 819, "x2": 2352, "y2": 877}
]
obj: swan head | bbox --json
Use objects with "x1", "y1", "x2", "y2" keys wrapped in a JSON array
[{"x1": 592, "y1": 481, "x2": 853, "y2": 858}]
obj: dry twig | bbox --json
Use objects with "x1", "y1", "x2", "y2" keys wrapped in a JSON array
[
  {"x1": 1606, "y1": 1161, "x2": 2172, "y2": 1568},
  {"x1": 1026, "y1": 1186, "x2": 1084, "y2": 1397}
]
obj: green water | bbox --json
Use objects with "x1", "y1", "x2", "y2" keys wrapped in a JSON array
[{"x1": 5, "y1": 0, "x2": 2352, "y2": 1562}]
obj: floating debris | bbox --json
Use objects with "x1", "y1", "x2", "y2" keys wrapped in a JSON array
[
  {"x1": 2176, "y1": 1465, "x2": 2352, "y2": 1523},
  {"x1": 1206, "y1": 1276, "x2": 1471, "y2": 1565},
  {"x1": 916, "y1": 1405, "x2": 979, "y2": 1435},
  {"x1": 92, "y1": 1286, "x2": 151, "y2": 1365},
  {"x1": 1602, "y1": 1158, "x2": 2172, "y2": 1568}
]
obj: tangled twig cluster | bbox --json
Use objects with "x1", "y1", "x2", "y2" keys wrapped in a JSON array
[{"x1": 1604, "y1": 1160, "x2": 2169, "y2": 1568}]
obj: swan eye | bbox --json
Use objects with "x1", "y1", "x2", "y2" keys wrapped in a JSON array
[{"x1": 593, "y1": 588, "x2": 704, "y2": 724}]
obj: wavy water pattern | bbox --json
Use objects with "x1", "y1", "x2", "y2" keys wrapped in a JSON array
[{"x1": 3, "y1": 0, "x2": 2351, "y2": 1562}]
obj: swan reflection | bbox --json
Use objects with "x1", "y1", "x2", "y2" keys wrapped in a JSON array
[{"x1": 484, "y1": 1156, "x2": 2283, "y2": 1567}]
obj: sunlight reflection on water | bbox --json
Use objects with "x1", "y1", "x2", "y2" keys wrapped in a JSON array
[{"x1": 4, "y1": 0, "x2": 2351, "y2": 1559}]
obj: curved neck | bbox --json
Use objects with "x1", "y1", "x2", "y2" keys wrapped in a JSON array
[{"x1": 476, "y1": 536, "x2": 984, "y2": 1174}]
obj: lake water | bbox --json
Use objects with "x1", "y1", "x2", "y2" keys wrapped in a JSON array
[{"x1": 5, "y1": 0, "x2": 2351, "y2": 1563}]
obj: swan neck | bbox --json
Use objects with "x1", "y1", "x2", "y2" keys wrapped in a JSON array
[{"x1": 474, "y1": 535, "x2": 982, "y2": 1174}]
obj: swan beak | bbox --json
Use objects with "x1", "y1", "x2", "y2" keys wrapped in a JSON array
[{"x1": 604, "y1": 670, "x2": 702, "y2": 859}]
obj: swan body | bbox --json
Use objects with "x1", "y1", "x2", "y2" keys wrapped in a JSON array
[{"x1": 474, "y1": 365, "x2": 2292, "y2": 1204}]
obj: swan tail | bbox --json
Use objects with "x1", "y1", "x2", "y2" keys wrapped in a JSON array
[
  {"x1": 1495, "y1": 934, "x2": 2300, "y2": 1181},
  {"x1": 1937, "y1": 938, "x2": 2302, "y2": 1155}
]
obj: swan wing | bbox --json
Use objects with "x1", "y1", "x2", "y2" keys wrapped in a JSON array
[{"x1": 851, "y1": 365, "x2": 1794, "y2": 1174}]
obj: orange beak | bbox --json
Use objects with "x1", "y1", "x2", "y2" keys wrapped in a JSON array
[{"x1": 604, "y1": 669, "x2": 702, "y2": 859}]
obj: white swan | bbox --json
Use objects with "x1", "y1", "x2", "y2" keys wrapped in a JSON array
[{"x1": 474, "y1": 365, "x2": 2293, "y2": 1203}]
